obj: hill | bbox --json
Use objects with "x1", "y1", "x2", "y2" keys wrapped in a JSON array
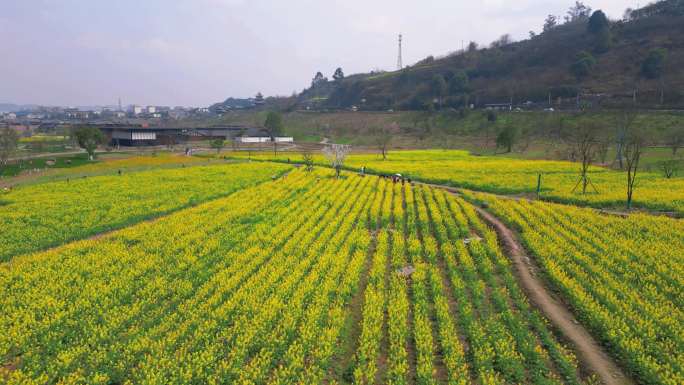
[{"x1": 298, "y1": 0, "x2": 684, "y2": 110}]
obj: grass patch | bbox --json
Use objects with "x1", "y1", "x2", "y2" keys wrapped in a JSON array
[{"x1": 0, "y1": 154, "x2": 92, "y2": 177}]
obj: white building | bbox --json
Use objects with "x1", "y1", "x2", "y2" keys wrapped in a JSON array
[
  {"x1": 132, "y1": 105, "x2": 143, "y2": 115},
  {"x1": 147, "y1": 106, "x2": 156, "y2": 114},
  {"x1": 235, "y1": 137, "x2": 293, "y2": 143}
]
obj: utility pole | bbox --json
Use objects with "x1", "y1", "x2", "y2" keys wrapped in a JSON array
[{"x1": 397, "y1": 34, "x2": 403, "y2": 71}]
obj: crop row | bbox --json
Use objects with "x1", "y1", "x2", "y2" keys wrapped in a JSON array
[
  {"x1": 2, "y1": 169, "x2": 375, "y2": 383},
  {"x1": 229, "y1": 149, "x2": 684, "y2": 214},
  {"x1": 469, "y1": 192, "x2": 684, "y2": 385},
  {"x1": 350, "y1": 179, "x2": 584, "y2": 384},
  {"x1": 0, "y1": 161, "x2": 290, "y2": 261},
  {"x1": 3, "y1": 169, "x2": 594, "y2": 384}
]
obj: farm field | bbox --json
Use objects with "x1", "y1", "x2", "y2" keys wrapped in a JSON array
[
  {"x1": 227, "y1": 150, "x2": 684, "y2": 214},
  {"x1": 464, "y1": 191, "x2": 684, "y2": 385},
  {"x1": 0, "y1": 161, "x2": 290, "y2": 261},
  {"x1": 0, "y1": 152, "x2": 215, "y2": 181},
  {"x1": 1, "y1": 169, "x2": 591, "y2": 384}
]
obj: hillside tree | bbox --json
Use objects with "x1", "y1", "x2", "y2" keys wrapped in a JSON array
[
  {"x1": 594, "y1": 27, "x2": 613, "y2": 53},
  {"x1": 641, "y1": 48, "x2": 667, "y2": 79},
  {"x1": 333, "y1": 67, "x2": 345, "y2": 82},
  {"x1": 570, "y1": 51, "x2": 596, "y2": 80},
  {"x1": 73, "y1": 126, "x2": 104, "y2": 160},
  {"x1": 447, "y1": 71, "x2": 470, "y2": 107},
  {"x1": 543, "y1": 14, "x2": 558, "y2": 32},
  {"x1": 641, "y1": 48, "x2": 668, "y2": 104},
  {"x1": 565, "y1": 1, "x2": 592, "y2": 23},
  {"x1": 448, "y1": 71, "x2": 469, "y2": 95},
  {"x1": 311, "y1": 71, "x2": 327, "y2": 87},
  {"x1": 588, "y1": 10, "x2": 610, "y2": 33},
  {"x1": 588, "y1": 10, "x2": 612, "y2": 52},
  {"x1": 431, "y1": 74, "x2": 447, "y2": 108},
  {"x1": 490, "y1": 34, "x2": 513, "y2": 49},
  {"x1": 0, "y1": 127, "x2": 19, "y2": 166},
  {"x1": 264, "y1": 111, "x2": 284, "y2": 156}
]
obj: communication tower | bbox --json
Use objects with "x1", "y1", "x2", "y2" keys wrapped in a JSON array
[{"x1": 397, "y1": 34, "x2": 403, "y2": 70}]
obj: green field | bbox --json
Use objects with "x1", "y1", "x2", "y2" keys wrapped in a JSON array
[{"x1": 209, "y1": 110, "x2": 684, "y2": 147}]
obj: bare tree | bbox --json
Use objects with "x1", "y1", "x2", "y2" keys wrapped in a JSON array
[
  {"x1": 483, "y1": 110, "x2": 497, "y2": 150},
  {"x1": 665, "y1": 126, "x2": 683, "y2": 155},
  {"x1": 322, "y1": 143, "x2": 351, "y2": 178},
  {"x1": 372, "y1": 122, "x2": 399, "y2": 160},
  {"x1": 301, "y1": 151, "x2": 314, "y2": 172},
  {"x1": 0, "y1": 127, "x2": 20, "y2": 166},
  {"x1": 613, "y1": 108, "x2": 638, "y2": 169},
  {"x1": 659, "y1": 159, "x2": 678, "y2": 179},
  {"x1": 518, "y1": 125, "x2": 537, "y2": 153},
  {"x1": 596, "y1": 133, "x2": 611, "y2": 164},
  {"x1": 264, "y1": 111, "x2": 284, "y2": 157},
  {"x1": 412, "y1": 113, "x2": 433, "y2": 145},
  {"x1": 624, "y1": 128, "x2": 647, "y2": 209},
  {"x1": 568, "y1": 123, "x2": 601, "y2": 194}
]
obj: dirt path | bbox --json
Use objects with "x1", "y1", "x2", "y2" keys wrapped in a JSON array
[{"x1": 473, "y1": 205, "x2": 635, "y2": 385}]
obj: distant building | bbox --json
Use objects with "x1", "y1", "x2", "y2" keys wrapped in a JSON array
[
  {"x1": 484, "y1": 103, "x2": 512, "y2": 111},
  {"x1": 132, "y1": 105, "x2": 143, "y2": 115},
  {"x1": 234, "y1": 136, "x2": 293, "y2": 143},
  {"x1": 147, "y1": 106, "x2": 156, "y2": 114},
  {"x1": 100, "y1": 124, "x2": 255, "y2": 146},
  {"x1": 254, "y1": 92, "x2": 265, "y2": 106},
  {"x1": 9, "y1": 123, "x2": 30, "y2": 134},
  {"x1": 168, "y1": 109, "x2": 188, "y2": 120},
  {"x1": 64, "y1": 108, "x2": 91, "y2": 120}
]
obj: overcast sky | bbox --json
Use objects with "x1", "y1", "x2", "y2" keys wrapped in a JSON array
[{"x1": 0, "y1": 0, "x2": 636, "y2": 107}]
